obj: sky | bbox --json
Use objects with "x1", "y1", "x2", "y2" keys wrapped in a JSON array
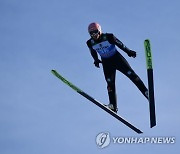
[{"x1": 0, "y1": 0, "x2": 180, "y2": 153}]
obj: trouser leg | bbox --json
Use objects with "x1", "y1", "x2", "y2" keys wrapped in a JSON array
[
  {"x1": 102, "y1": 64, "x2": 117, "y2": 110},
  {"x1": 125, "y1": 70, "x2": 148, "y2": 99},
  {"x1": 107, "y1": 75, "x2": 117, "y2": 110},
  {"x1": 116, "y1": 55, "x2": 148, "y2": 99}
]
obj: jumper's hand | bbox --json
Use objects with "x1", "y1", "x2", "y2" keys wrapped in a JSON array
[
  {"x1": 94, "y1": 59, "x2": 102, "y2": 68},
  {"x1": 127, "y1": 50, "x2": 136, "y2": 58}
]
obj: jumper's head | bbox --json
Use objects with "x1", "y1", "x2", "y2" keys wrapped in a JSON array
[{"x1": 88, "y1": 22, "x2": 102, "y2": 40}]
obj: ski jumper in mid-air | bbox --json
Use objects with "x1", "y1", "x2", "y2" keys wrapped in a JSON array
[{"x1": 86, "y1": 22, "x2": 148, "y2": 112}]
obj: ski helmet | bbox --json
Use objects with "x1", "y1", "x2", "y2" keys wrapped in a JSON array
[{"x1": 88, "y1": 22, "x2": 102, "y2": 35}]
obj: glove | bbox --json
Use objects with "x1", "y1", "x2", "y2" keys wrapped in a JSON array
[
  {"x1": 94, "y1": 59, "x2": 102, "y2": 68},
  {"x1": 127, "y1": 50, "x2": 136, "y2": 58}
]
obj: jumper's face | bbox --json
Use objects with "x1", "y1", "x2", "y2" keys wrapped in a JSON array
[{"x1": 90, "y1": 30, "x2": 101, "y2": 40}]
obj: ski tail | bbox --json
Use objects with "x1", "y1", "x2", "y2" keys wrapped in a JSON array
[
  {"x1": 144, "y1": 39, "x2": 156, "y2": 128},
  {"x1": 51, "y1": 69, "x2": 143, "y2": 134}
]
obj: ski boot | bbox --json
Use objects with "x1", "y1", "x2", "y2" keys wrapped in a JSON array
[{"x1": 104, "y1": 103, "x2": 118, "y2": 113}]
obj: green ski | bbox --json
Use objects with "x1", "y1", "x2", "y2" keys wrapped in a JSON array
[
  {"x1": 51, "y1": 69, "x2": 143, "y2": 134},
  {"x1": 144, "y1": 39, "x2": 156, "y2": 128}
]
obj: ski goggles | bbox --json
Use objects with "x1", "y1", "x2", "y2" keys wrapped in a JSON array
[{"x1": 89, "y1": 30, "x2": 99, "y2": 36}]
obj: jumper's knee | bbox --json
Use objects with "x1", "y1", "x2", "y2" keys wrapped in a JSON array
[{"x1": 127, "y1": 70, "x2": 139, "y2": 81}]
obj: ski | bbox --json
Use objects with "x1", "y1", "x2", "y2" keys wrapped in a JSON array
[
  {"x1": 144, "y1": 39, "x2": 156, "y2": 128},
  {"x1": 51, "y1": 70, "x2": 143, "y2": 134}
]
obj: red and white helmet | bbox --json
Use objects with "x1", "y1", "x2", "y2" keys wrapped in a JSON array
[{"x1": 88, "y1": 22, "x2": 102, "y2": 35}]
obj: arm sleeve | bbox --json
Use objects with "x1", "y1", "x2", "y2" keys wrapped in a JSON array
[
  {"x1": 86, "y1": 40, "x2": 99, "y2": 62},
  {"x1": 109, "y1": 34, "x2": 131, "y2": 54}
]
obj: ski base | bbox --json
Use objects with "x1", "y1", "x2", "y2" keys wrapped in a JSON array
[{"x1": 51, "y1": 69, "x2": 143, "y2": 134}]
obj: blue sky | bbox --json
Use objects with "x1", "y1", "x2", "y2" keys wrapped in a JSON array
[{"x1": 0, "y1": 0, "x2": 180, "y2": 153}]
